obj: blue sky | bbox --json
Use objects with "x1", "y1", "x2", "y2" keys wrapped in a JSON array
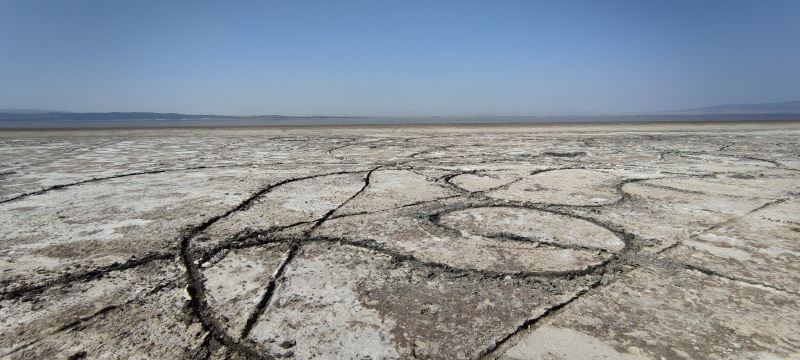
[{"x1": 1, "y1": 0, "x2": 798, "y2": 115}]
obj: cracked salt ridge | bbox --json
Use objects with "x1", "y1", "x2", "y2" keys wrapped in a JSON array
[
  {"x1": 313, "y1": 199, "x2": 635, "y2": 276},
  {"x1": 195, "y1": 195, "x2": 467, "y2": 267},
  {"x1": 189, "y1": 167, "x2": 620, "y2": 357},
  {"x1": 238, "y1": 243, "x2": 298, "y2": 340},
  {"x1": 446, "y1": 167, "x2": 669, "y2": 209},
  {"x1": 477, "y1": 219, "x2": 678, "y2": 359},
  {"x1": 496, "y1": 263, "x2": 800, "y2": 359},
  {"x1": 224, "y1": 214, "x2": 650, "y2": 359},
  {"x1": 192, "y1": 165, "x2": 435, "y2": 263},
  {"x1": 659, "y1": 197, "x2": 800, "y2": 296},
  {"x1": 0, "y1": 254, "x2": 184, "y2": 357},
  {"x1": 476, "y1": 279, "x2": 603, "y2": 359},
  {"x1": 429, "y1": 205, "x2": 625, "y2": 253},
  {"x1": 237, "y1": 166, "x2": 379, "y2": 340},
  {"x1": 473, "y1": 177, "x2": 783, "y2": 357},
  {"x1": 0, "y1": 165, "x2": 299, "y2": 298},
  {"x1": 479, "y1": 192, "x2": 800, "y2": 358},
  {"x1": 278, "y1": 172, "x2": 653, "y2": 279},
  {"x1": 328, "y1": 168, "x2": 460, "y2": 216},
  {"x1": 183, "y1": 162, "x2": 432, "y2": 357},
  {"x1": 3, "y1": 125, "x2": 796, "y2": 358},
  {"x1": 457, "y1": 176, "x2": 655, "y2": 216},
  {"x1": 241, "y1": 240, "x2": 597, "y2": 359},
  {"x1": 309, "y1": 166, "x2": 380, "y2": 229},
  {"x1": 179, "y1": 169, "x2": 381, "y2": 360}
]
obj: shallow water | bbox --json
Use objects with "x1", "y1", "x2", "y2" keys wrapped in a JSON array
[{"x1": 1, "y1": 113, "x2": 798, "y2": 128}]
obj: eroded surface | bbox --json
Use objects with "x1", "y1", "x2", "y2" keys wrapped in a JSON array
[{"x1": 1, "y1": 122, "x2": 798, "y2": 359}]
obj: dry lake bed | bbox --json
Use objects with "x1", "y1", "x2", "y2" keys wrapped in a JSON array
[{"x1": 1, "y1": 122, "x2": 799, "y2": 359}]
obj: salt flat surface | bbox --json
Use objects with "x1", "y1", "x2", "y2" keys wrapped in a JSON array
[{"x1": 0, "y1": 122, "x2": 798, "y2": 359}]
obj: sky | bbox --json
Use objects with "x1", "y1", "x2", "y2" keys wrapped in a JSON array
[{"x1": 1, "y1": 0, "x2": 799, "y2": 116}]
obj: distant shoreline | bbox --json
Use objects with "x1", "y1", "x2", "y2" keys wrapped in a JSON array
[
  {"x1": 3, "y1": 110, "x2": 800, "y2": 129},
  {"x1": 2, "y1": 118, "x2": 799, "y2": 131}
]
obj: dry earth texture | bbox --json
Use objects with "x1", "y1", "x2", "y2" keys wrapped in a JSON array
[{"x1": 1, "y1": 122, "x2": 799, "y2": 359}]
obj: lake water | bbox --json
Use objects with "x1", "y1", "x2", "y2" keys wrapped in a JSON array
[{"x1": 1, "y1": 114, "x2": 798, "y2": 128}]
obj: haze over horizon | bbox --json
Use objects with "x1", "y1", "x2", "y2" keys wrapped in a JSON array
[
  {"x1": 3, "y1": 99, "x2": 800, "y2": 118},
  {"x1": 1, "y1": 0, "x2": 799, "y2": 116}
]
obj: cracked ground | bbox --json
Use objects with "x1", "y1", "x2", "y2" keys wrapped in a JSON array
[{"x1": 1, "y1": 122, "x2": 799, "y2": 359}]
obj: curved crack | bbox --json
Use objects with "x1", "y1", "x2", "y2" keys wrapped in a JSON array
[
  {"x1": 6, "y1": 128, "x2": 799, "y2": 359},
  {"x1": 0, "y1": 164, "x2": 254, "y2": 205},
  {"x1": 0, "y1": 251, "x2": 174, "y2": 301},
  {"x1": 309, "y1": 166, "x2": 381, "y2": 231},
  {"x1": 177, "y1": 169, "x2": 380, "y2": 359}
]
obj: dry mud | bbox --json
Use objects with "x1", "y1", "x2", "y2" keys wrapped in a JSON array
[{"x1": 0, "y1": 122, "x2": 799, "y2": 359}]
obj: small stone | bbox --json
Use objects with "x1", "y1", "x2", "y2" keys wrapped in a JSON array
[{"x1": 278, "y1": 339, "x2": 296, "y2": 348}]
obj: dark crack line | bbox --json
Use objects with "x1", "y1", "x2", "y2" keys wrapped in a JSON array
[
  {"x1": 467, "y1": 199, "x2": 673, "y2": 358},
  {"x1": 426, "y1": 201, "x2": 638, "y2": 250},
  {"x1": 483, "y1": 177, "x2": 524, "y2": 192},
  {"x1": 0, "y1": 164, "x2": 251, "y2": 205},
  {"x1": 309, "y1": 166, "x2": 381, "y2": 231},
  {"x1": 194, "y1": 333, "x2": 216, "y2": 360},
  {"x1": 740, "y1": 155, "x2": 784, "y2": 168},
  {"x1": 214, "y1": 169, "x2": 366, "y2": 216},
  {"x1": 198, "y1": 193, "x2": 462, "y2": 267},
  {"x1": 8, "y1": 132, "x2": 795, "y2": 358},
  {"x1": 636, "y1": 179, "x2": 792, "y2": 201},
  {"x1": 325, "y1": 139, "x2": 385, "y2": 160},
  {"x1": 440, "y1": 170, "x2": 479, "y2": 194},
  {"x1": 682, "y1": 264, "x2": 799, "y2": 296},
  {"x1": 238, "y1": 243, "x2": 299, "y2": 340},
  {"x1": 698, "y1": 197, "x2": 792, "y2": 233},
  {"x1": 3, "y1": 338, "x2": 42, "y2": 357},
  {"x1": 397, "y1": 167, "x2": 443, "y2": 183},
  {"x1": 327, "y1": 195, "x2": 463, "y2": 220},
  {"x1": 326, "y1": 142, "x2": 354, "y2": 159},
  {"x1": 0, "y1": 251, "x2": 174, "y2": 301},
  {"x1": 181, "y1": 235, "x2": 272, "y2": 360},
  {"x1": 425, "y1": 208, "x2": 620, "y2": 253},
  {"x1": 217, "y1": 193, "x2": 638, "y2": 280},
  {"x1": 197, "y1": 166, "x2": 381, "y2": 266},
  {"x1": 637, "y1": 181, "x2": 708, "y2": 195},
  {"x1": 3, "y1": 279, "x2": 176, "y2": 357},
  {"x1": 445, "y1": 167, "x2": 639, "y2": 204},
  {"x1": 56, "y1": 280, "x2": 175, "y2": 333},
  {"x1": 330, "y1": 233, "x2": 610, "y2": 278},
  {"x1": 196, "y1": 221, "x2": 309, "y2": 266},
  {"x1": 747, "y1": 197, "x2": 791, "y2": 214},
  {"x1": 237, "y1": 166, "x2": 381, "y2": 341},
  {"x1": 673, "y1": 151, "x2": 784, "y2": 168},
  {"x1": 475, "y1": 278, "x2": 603, "y2": 359},
  {"x1": 409, "y1": 145, "x2": 449, "y2": 158},
  {"x1": 179, "y1": 170, "x2": 374, "y2": 360},
  {"x1": 717, "y1": 143, "x2": 734, "y2": 152},
  {"x1": 318, "y1": 236, "x2": 609, "y2": 279},
  {"x1": 467, "y1": 231, "x2": 612, "y2": 253},
  {"x1": 655, "y1": 196, "x2": 799, "y2": 296}
]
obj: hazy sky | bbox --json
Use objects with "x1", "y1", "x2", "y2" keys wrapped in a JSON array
[{"x1": 1, "y1": 0, "x2": 799, "y2": 116}]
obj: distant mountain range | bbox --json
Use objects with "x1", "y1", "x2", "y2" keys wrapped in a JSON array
[
  {"x1": 0, "y1": 111, "x2": 352, "y2": 121},
  {"x1": 0, "y1": 101, "x2": 798, "y2": 127},
  {"x1": 0, "y1": 111, "x2": 233, "y2": 121},
  {"x1": 671, "y1": 100, "x2": 800, "y2": 114}
]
